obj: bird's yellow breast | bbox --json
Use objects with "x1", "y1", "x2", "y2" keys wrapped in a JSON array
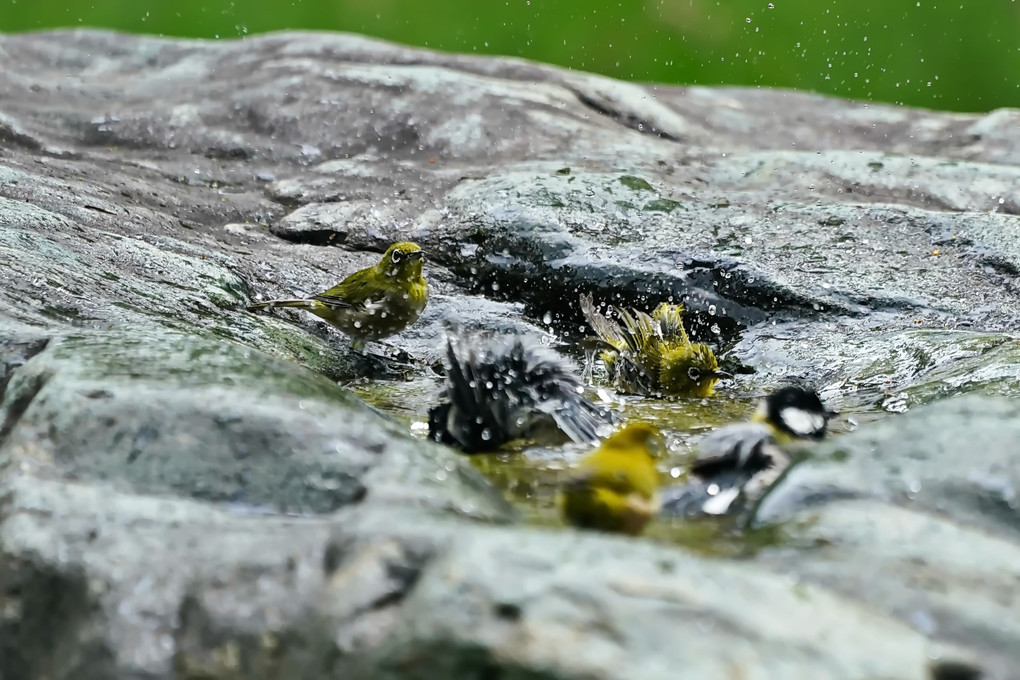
[{"x1": 559, "y1": 423, "x2": 662, "y2": 536}]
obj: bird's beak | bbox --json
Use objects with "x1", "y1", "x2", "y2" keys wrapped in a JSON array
[
  {"x1": 709, "y1": 369, "x2": 733, "y2": 381},
  {"x1": 409, "y1": 250, "x2": 425, "y2": 261}
]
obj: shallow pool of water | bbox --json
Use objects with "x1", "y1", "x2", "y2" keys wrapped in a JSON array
[{"x1": 349, "y1": 370, "x2": 887, "y2": 556}]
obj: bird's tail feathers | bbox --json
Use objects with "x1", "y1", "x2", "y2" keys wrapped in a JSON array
[
  {"x1": 247, "y1": 298, "x2": 318, "y2": 311},
  {"x1": 442, "y1": 334, "x2": 483, "y2": 420}
]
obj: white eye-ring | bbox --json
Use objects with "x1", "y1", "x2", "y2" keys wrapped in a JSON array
[
  {"x1": 391, "y1": 249, "x2": 404, "y2": 264},
  {"x1": 687, "y1": 367, "x2": 702, "y2": 382}
]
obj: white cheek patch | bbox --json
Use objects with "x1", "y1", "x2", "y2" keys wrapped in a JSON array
[{"x1": 780, "y1": 407, "x2": 825, "y2": 436}]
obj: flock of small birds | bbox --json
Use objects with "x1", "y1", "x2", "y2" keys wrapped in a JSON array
[{"x1": 247, "y1": 241, "x2": 837, "y2": 537}]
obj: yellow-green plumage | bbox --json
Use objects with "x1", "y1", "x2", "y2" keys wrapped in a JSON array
[
  {"x1": 557, "y1": 422, "x2": 662, "y2": 536},
  {"x1": 248, "y1": 241, "x2": 429, "y2": 352},
  {"x1": 579, "y1": 293, "x2": 724, "y2": 398}
]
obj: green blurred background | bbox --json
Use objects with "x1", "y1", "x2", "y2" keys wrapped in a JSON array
[{"x1": 3, "y1": 0, "x2": 1018, "y2": 113}]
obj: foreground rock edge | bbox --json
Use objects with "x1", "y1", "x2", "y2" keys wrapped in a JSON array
[
  {"x1": 0, "y1": 483, "x2": 979, "y2": 679},
  {"x1": 0, "y1": 325, "x2": 515, "y2": 522}
]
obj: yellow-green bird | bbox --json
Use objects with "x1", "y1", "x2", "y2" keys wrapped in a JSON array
[
  {"x1": 558, "y1": 421, "x2": 662, "y2": 536},
  {"x1": 579, "y1": 293, "x2": 728, "y2": 398},
  {"x1": 248, "y1": 241, "x2": 429, "y2": 352}
]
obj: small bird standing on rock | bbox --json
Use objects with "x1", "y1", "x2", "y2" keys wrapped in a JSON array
[
  {"x1": 247, "y1": 241, "x2": 429, "y2": 352},
  {"x1": 558, "y1": 421, "x2": 662, "y2": 536},
  {"x1": 427, "y1": 324, "x2": 617, "y2": 454},
  {"x1": 661, "y1": 385, "x2": 835, "y2": 518},
  {"x1": 580, "y1": 293, "x2": 728, "y2": 398}
]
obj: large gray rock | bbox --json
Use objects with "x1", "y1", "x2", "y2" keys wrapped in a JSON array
[
  {"x1": 728, "y1": 324, "x2": 1020, "y2": 412},
  {"x1": 6, "y1": 488, "x2": 970, "y2": 680},
  {"x1": 1, "y1": 477, "x2": 336, "y2": 680},
  {"x1": 754, "y1": 394, "x2": 1020, "y2": 537},
  {"x1": 176, "y1": 509, "x2": 967, "y2": 680},
  {"x1": 355, "y1": 525, "x2": 943, "y2": 680},
  {"x1": 0, "y1": 27, "x2": 1017, "y2": 680},
  {"x1": 750, "y1": 395, "x2": 1020, "y2": 679},
  {"x1": 0, "y1": 327, "x2": 513, "y2": 519},
  {"x1": 1, "y1": 29, "x2": 1018, "y2": 355},
  {"x1": 0, "y1": 326, "x2": 513, "y2": 679}
]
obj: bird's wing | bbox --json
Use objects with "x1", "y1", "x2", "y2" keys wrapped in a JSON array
[
  {"x1": 614, "y1": 307, "x2": 664, "y2": 356},
  {"x1": 608, "y1": 352, "x2": 657, "y2": 395},
  {"x1": 614, "y1": 308, "x2": 667, "y2": 392},
  {"x1": 612, "y1": 307, "x2": 643, "y2": 353},
  {"x1": 545, "y1": 394, "x2": 617, "y2": 446},
  {"x1": 579, "y1": 293, "x2": 628, "y2": 348},
  {"x1": 566, "y1": 465, "x2": 632, "y2": 498},
  {"x1": 653, "y1": 303, "x2": 692, "y2": 347},
  {"x1": 312, "y1": 269, "x2": 388, "y2": 309},
  {"x1": 691, "y1": 422, "x2": 776, "y2": 479}
]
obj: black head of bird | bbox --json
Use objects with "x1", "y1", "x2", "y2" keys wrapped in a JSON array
[{"x1": 757, "y1": 385, "x2": 836, "y2": 442}]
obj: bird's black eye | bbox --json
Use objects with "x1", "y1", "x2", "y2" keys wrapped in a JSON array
[
  {"x1": 687, "y1": 367, "x2": 701, "y2": 381},
  {"x1": 391, "y1": 250, "x2": 404, "y2": 264}
]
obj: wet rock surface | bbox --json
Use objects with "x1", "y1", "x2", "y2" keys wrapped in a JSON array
[
  {"x1": 0, "y1": 327, "x2": 514, "y2": 518},
  {"x1": 0, "y1": 28, "x2": 1017, "y2": 679},
  {"x1": 751, "y1": 395, "x2": 1020, "y2": 680},
  {"x1": 353, "y1": 522, "x2": 941, "y2": 680}
]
